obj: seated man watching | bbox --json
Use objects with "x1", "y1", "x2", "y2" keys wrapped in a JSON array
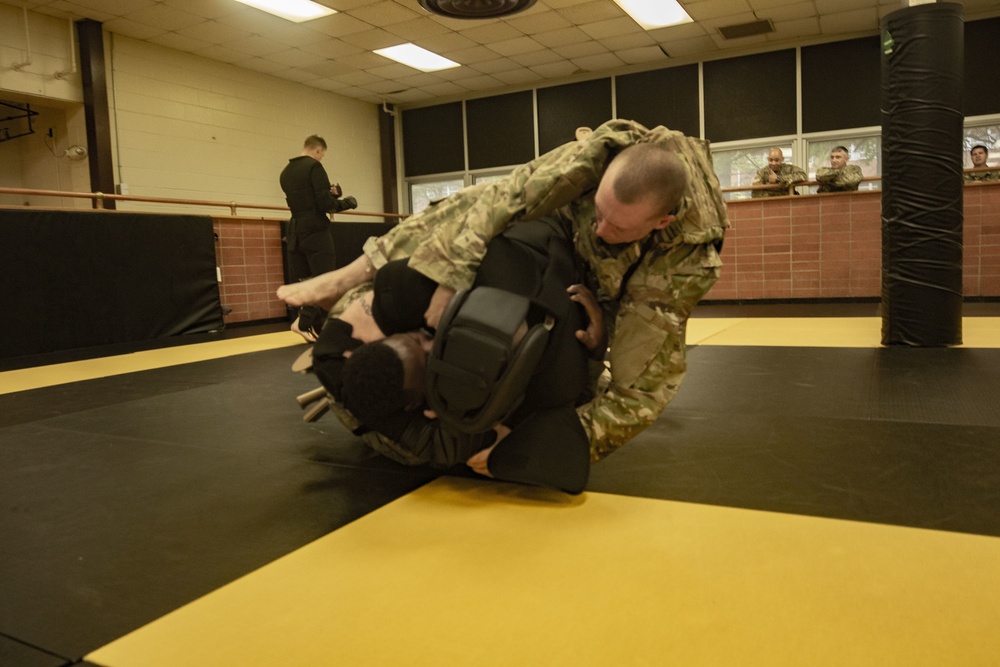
[{"x1": 300, "y1": 217, "x2": 605, "y2": 494}]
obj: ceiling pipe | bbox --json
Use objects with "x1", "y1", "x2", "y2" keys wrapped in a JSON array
[
  {"x1": 10, "y1": 5, "x2": 32, "y2": 71},
  {"x1": 54, "y1": 18, "x2": 78, "y2": 79}
]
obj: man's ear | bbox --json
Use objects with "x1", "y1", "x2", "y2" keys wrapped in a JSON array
[{"x1": 654, "y1": 213, "x2": 676, "y2": 230}]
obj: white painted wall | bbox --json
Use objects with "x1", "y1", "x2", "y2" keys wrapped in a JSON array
[{"x1": 1, "y1": 4, "x2": 382, "y2": 217}]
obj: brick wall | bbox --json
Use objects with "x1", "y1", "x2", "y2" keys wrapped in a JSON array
[
  {"x1": 213, "y1": 217, "x2": 288, "y2": 323},
  {"x1": 213, "y1": 184, "x2": 1000, "y2": 324},
  {"x1": 708, "y1": 182, "x2": 1000, "y2": 301}
]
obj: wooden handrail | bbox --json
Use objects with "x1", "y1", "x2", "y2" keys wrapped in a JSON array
[
  {"x1": 722, "y1": 175, "x2": 883, "y2": 195},
  {"x1": 0, "y1": 186, "x2": 407, "y2": 220}
]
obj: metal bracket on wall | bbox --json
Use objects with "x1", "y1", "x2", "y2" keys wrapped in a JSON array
[{"x1": 0, "y1": 100, "x2": 39, "y2": 143}]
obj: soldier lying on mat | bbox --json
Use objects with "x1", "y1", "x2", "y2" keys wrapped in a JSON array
[
  {"x1": 293, "y1": 217, "x2": 605, "y2": 494},
  {"x1": 281, "y1": 119, "x2": 729, "y2": 473}
]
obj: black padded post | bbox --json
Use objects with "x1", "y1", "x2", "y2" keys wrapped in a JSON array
[{"x1": 880, "y1": 2, "x2": 964, "y2": 346}]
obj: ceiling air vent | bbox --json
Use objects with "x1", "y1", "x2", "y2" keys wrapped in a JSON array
[
  {"x1": 718, "y1": 19, "x2": 774, "y2": 40},
  {"x1": 418, "y1": 0, "x2": 538, "y2": 19}
]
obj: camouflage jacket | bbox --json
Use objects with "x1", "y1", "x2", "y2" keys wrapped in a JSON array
[
  {"x1": 816, "y1": 164, "x2": 864, "y2": 192},
  {"x1": 362, "y1": 119, "x2": 729, "y2": 462},
  {"x1": 964, "y1": 168, "x2": 999, "y2": 182},
  {"x1": 751, "y1": 163, "x2": 807, "y2": 197}
]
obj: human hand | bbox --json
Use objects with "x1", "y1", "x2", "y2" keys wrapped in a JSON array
[
  {"x1": 340, "y1": 195, "x2": 357, "y2": 210},
  {"x1": 466, "y1": 425, "x2": 509, "y2": 477},
  {"x1": 424, "y1": 285, "x2": 456, "y2": 329},
  {"x1": 330, "y1": 182, "x2": 342, "y2": 197},
  {"x1": 568, "y1": 284, "x2": 607, "y2": 359},
  {"x1": 768, "y1": 171, "x2": 778, "y2": 183}
]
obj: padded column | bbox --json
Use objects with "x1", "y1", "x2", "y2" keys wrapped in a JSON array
[{"x1": 880, "y1": 2, "x2": 964, "y2": 346}]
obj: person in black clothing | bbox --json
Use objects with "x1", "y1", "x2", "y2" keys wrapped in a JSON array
[
  {"x1": 307, "y1": 217, "x2": 605, "y2": 493},
  {"x1": 279, "y1": 134, "x2": 358, "y2": 341}
]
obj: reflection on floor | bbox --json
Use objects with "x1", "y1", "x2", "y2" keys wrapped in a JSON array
[{"x1": 1, "y1": 304, "x2": 999, "y2": 666}]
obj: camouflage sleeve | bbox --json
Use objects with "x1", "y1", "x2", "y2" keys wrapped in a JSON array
[
  {"x1": 365, "y1": 119, "x2": 646, "y2": 290},
  {"x1": 579, "y1": 242, "x2": 722, "y2": 463},
  {"x1": 815, "y1": 167, "x2": 837, "y2": 184},
  {"x1": 782, "y1": 164, "x2": 807, "y2": 184},
  {"x1": 843, "y1": 165, "x2": 864, "y2": 189}
]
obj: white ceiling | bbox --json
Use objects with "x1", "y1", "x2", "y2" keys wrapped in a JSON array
[{"x1": 19, "y1": 0, "x2": 1000, "y2": 107}]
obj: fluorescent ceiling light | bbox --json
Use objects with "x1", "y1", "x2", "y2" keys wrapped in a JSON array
[
  {"x1": 233, "y1": 0, "x2": 336, "y2": 23},
  {"x1": 613, "y1": 0, "x2": 693, "y2": 29},
  {"x1": 374, "y1": 44, "x2": 460, "y2": 72}
]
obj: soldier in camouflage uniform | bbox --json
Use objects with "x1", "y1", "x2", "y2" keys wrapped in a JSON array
[
  {"x1": 281, "y1": 119, "x2": 729, "y2": 465},
  {"x1": 965, "y1": 145, "x2": 999, "y2": 182},
  {"x1": 816, "y1": 145, "x2": 864, "y2": 193},
  {"x1": 751, "y1": 147, "x2": 807, "y2": 197}
]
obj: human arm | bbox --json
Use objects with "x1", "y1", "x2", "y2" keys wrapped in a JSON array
[
  {"x1": 567, "y1": 283, "x2": 607, "y2": 360},
  {"x1": 579, "y1": 242, "x2": 722, "y2": 463},
  {"x1": 782, "y1": 164, "x2": 808, "y2": 184},
  {"x1": 364, "y1": 119, "x2": 648, "y2": 291}
]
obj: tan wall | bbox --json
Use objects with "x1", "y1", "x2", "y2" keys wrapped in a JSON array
[
  {"x1": 0, "y1": 5, "x2": 90, "y2": 207},
  {"x1": 1, "y1": 4, "x2": 382, "y2": 217}
]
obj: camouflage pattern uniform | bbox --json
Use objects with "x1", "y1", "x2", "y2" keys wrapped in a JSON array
[
  {"x1": 356, "y1": 119, "x2": 729, "y2": 463},
  {"x1": 816, "y1": 164, "x2": 863, "y2": 193},
  {"x1": 964, "y1": 168, "x2": 999, "y2": 182},
  {"x1": 751, "y1": 163, "x2": 807, "y2": 197}
]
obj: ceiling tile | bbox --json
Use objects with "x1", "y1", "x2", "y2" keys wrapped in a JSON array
[
  {"x1": 303, "y1": 12, "x2": 373, "y2": 39},
  {"x1": 192, "y1": 44, "x2": 249, "y2": 64},
  {"x1": 456, "y1": 74, "x2": 506, "y2": 91},
  {"x1": 819, "y1": 7, "x2": 878, "y2": 35},
  {"x1": 685, "y1": 0, "x2": 755, "y2": 21},
  {"x1": 121, "y1": 4, "x2": 205, "y2": 31},
  {"x1": 237, "y1": 56, "x2": 287, "y2": 74},
  {"x1": 579, "y1": 16, "x2": 642, "y2": 40},
  {"x1": 418, "y1": 80, "x2": 468, "y2": 96},
  {"x1": 274, "y1": 68, "x2": 322, "y2": 83},
  {"x1": 661, "y1": 34, "x2": 718, "y2": 57},
  {"x1": 492, "y1": 67, "x2": 539, "y2": 85},
  {"x1": 470, "y1": 57, "x2": 522, "y2": 74},
  {"x1": 146, "y1": 31, "x2": 212, "y2": 53},
  {"x1": 529, "y1": 60, "x2": 579, "y2": 78},
  {"x1": 617, "y1": 45, "x2": 668, "y2": 65},
  {"x1": 367, "y1": 61, "x2": 421, "y2": 79},
  {"x1": 418, "y1": 32, "x2": 480, "y2": 52},
  {"x1": 384, "y1": 17, "x2": 452, "y2": 41},
  {"x1": 571, "y1": 51, "x2": 624, "y2": 71},
  {"x1": 219, "y1": 34, "x2": 288, "y2": 57},
  {"x1": 162, "y1": 0, "x2": 240, "y2": 21},
  {"x1": 556, "y1": 0, "x2": 625, "y2": 24},
  {"x1": 769, "y1": 16, "x2": 820, "y2": 40},
  {"x1": 762, "y1": 2, "x2": 818, "y2": 22},
  {"x1": 334, "y1": 50, "x2": 392, "y2": 70},
  {"x1": 460, "y1": 22, "x2": 525, "y2": 44},
  {"x1": 600, "y1": 31, "x2": 656, "y2": 50},
  {"x1": 331, "y1": 69, "x2": 383, "y2": 86},
  {"x1": 339, "y1": 27, "x2": 408, "y2": 50},
  {"x1": 175, "y1": 19, "x2": 250, "y2": 45},
  {"x1": 489, "y1": 36, "x2": 545, "y2": 57},
  {"x1": 553, "y1": 40, "x2": 607, "y2": 59},
  {"x1": 349, "y1": 1, "x2": 422, "y2": 26},
  {"x1": 439, "y1": 45, "x2": 501, "y2": 65},
  {"x1": 101, "y1": 17, "x2": 166, "y2": 40},
  {"x1": 266, "y1": 48, "x2": 328, "y2": 68},
  {"x1": 63, "y1": 0, "x2": 155, "y2": 18},
  {"x1": 510, "y1": 49, "x2": 566, "y2": 67},
  {"x1": 532, "y1": 26, "x2": 591, "y2": 48},
  {"x1": 300, "y1": 39, "x2": 365, "y2": 60},
  {"x1": 505, "y1": 10, "x2": 572, "y2": 34}
]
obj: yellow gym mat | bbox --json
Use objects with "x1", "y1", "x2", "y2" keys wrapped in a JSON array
[
  {"x1": 0, "y1": 332, "x2": 304, "y2": 395},
  {"x1": 688, "y1": 316, "x2": 1000, "y2": 348},
  {"x1": 88, "y1": 477, "x2": 1000, "y2": 667}
]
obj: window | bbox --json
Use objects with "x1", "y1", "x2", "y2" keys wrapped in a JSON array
[
  {"x1": 711, "y1": 144, "x2": 795, "y2": 200},
  {"x1": 964, "y1": 123, "x2": 1000, "y2": 168},
  {"x1": 473, "y1": 172, "x2": 509, "y2": 185},
  {"x1": 409, "y1": 178, "x2": 464, "y2": 214},
  {"x1": 806, "y1": 136, "x2": 882, "y2": 192}
]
